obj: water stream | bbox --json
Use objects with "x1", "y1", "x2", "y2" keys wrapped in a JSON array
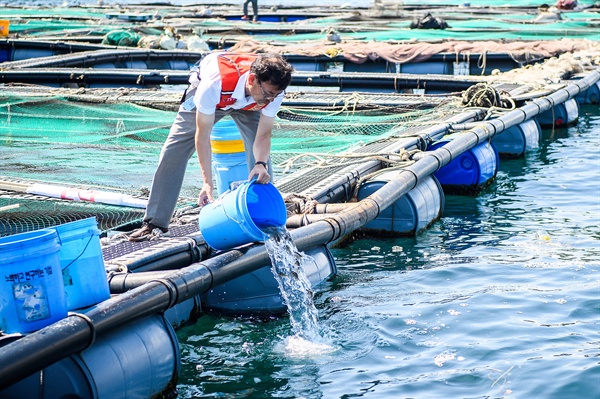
[{"x1": 263, "y1": 226, "x2": 321, "y2": 341}]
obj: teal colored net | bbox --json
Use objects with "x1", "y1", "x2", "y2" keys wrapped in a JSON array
[
  {"x1": 2, "y1": 2, "x2": 598, "y2": 42},
  {"x1": 0, "y1": 87, "x2": 451, "y2": 235}
]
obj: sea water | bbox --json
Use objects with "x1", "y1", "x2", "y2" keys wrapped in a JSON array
[{"x1": 176, "y1": 104, "x2": 599, "y2": 398}]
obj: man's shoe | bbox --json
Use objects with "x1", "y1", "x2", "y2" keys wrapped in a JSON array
[
  {"x1": 241, "y1": 15, "x2": 249, "y2": 20},
  {"x1": 252, "y1": 16, "x2": 258, "y2": 23},
  {"x1": 128, "y1": 222, "x2": 169, "y2": 242}
]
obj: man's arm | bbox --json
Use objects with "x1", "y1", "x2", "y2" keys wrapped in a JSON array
[
  {"x1": 249, "y1": 114, "x2": 274, "y2": 184},
  {"x1": 196, "y1": 111, "x2": 216, "y2": 205}
]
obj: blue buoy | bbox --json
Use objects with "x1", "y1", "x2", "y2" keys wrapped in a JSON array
[
  {"x1": 576, "y1": 81, "x2": 600, "y2": 105},
  {"x1": 492, "y1": 118, "x2": 540, "y2": 157},
  {"x1": 12, "y1": 48, "x2": 54, "y2": 61},
  {"x1": 0, "y1": 315, "x2": 180, "y2": 399},
  {"x1": 357, "y1": 173, "x2": 445, "y2": 236},
  {"x1": 536, "y1": 98, "x2": 579, "y2": 127},
  {"x1": 0, "y1": 47, "x2": 11, "y2": 63},
  {"x1": 201, "y1": 245, "x2": 336, "y2": 315},
  {"x1": 428, "y1": 137, "x2": 499, "y2": 195}
]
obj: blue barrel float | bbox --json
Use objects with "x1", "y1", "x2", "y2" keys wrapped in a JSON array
[
  {"x1": 211, "y1": 118, "x2": 248, "y2": 195},
  {"x1": 536, "y1": 98, "x2": 579, "y2": 127},
  {"x1": 357, "y1": 173, "x2": 445, "y2": 236},
  {"x1": 0, "y1": 229, "x2": 67, "y2": 333},
  {"x1": 491, "y1": 118, "x2": 540, "y2": 158},
  {"x1": 54, "y1": 217, "x2": 110, "y2": 310},
  {"x1": 0, "y1": 314, "x2": 180, "y2": 399},
  {"x1": 428, "y1": 134, "x2": 499, "y2": 195},
  {"x1": 575, "y1": 80, "x2": 600, "y2": 105},
  {"x1": 199, "y1": 180, "x2": 287, "y2": 250},
  {"x1": 201, "y1": 245, "x2": 336, "y2": 315}
]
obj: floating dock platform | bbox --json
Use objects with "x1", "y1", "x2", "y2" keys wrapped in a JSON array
[{"x1": 0, "y1": 2, "x2": 599, "y2": 397}]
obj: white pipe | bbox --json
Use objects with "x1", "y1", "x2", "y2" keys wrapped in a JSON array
[{"x1": 25, "y1": 183, "x2": 147, "y2": 208}]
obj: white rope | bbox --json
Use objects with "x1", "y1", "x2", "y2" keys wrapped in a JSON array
[
  {"x1": 279, "y1": 148, "x2": 419, "y2": 174},
  {"x1": 283, "y1": 193, "x2": 319, "y2": 215}
]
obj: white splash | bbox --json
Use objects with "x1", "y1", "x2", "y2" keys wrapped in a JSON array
[{"x1": 275, "y1": 335, "x2": 338, "y2": 359}]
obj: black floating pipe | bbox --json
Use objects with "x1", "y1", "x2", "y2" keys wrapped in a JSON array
[
  {"x1": 0, "y1": 280, "x2": 176, "y2": 390},
  {"x1": 0, "y1": 251, "x2": 240, "y2": 389},
  {"x1": 1, "y1": 69, "x2": 597, "y2": 390},
  {"x1": 0, "y1": 68, "x2": 483, "y2": 91},
  {"x1": 290, "y1": 107, "x2": 485, "y2": 217},
  {"x1": 0, "y1": 69, "x2": 190, "y2": 86},
  {"x1": 295, "y1": 75, "x2": 476, "y2": 92},
  {"x1": 1, "y1": 49, "x2": 205, "y2": 69},
  {"x1": 109, "y1": 270, "x2": 180, "y2": 291},
  {"x1": 287, "y1": 108, "x2": 483, "y2": 205},
  {"x1": 0, "y1": 39, "x2": 111, "y2": 51},
  {"x1": 412, "y1": 68, "x2": 598, "y2": 163}
]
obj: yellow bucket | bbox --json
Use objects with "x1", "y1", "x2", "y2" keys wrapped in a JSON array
[{"x1": 0, "y1": 20, "x2": 9, "y2": 37}]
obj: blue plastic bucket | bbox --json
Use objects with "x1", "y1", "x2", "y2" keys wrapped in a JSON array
[
  {"x1": 211, "y1": 119, "x2": 248, "y2": 195},
  {"x1": 54, "y1": 217, "x2": 110, "y2": 310},
  {"x1": 0, "y1": 229, "x2": 67, "y2": 333},
  {"x1": 213, "y1": 152, "x2": 248, "y2": 195},
  {"x1": 198, "y1": 180, "x2": 287, "y2": 250}
]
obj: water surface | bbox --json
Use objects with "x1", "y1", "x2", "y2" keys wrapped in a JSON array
[{"x1": 176, "y1": 105, "x2": 600, "y2": 398}]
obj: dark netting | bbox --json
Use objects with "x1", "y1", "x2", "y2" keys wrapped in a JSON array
[{"x1": 0, "y1": 189, "x2": 145, "y2": 236}]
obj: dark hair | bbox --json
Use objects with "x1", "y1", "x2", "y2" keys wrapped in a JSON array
[{"x1": 251, "y1": 53, "x2": 294, "y2": 90}]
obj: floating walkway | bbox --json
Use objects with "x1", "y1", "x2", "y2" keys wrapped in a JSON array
[
  {"x1": 0, "y1": 3, "x2": 599, "y2": 395},
  {"x1": 1, "y1": 68, "x2": 598, "y2": 397},
  {"x1": 2, "y1": 38, "x2": 599, "y2": 77}
]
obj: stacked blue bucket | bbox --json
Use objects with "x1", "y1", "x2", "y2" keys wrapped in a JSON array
[
  {"x1": 55, "y1": 218, "x2": 110, "y2": 311},
  {"x1": 0, "y1": 217, "x2": 110, "y2": 334},
  {"x1": 0, "y1": 229, "x2": 66, "y2": 333},
  {"x1": 211, "y1": 118, "x2": 248, "y2": 195}
]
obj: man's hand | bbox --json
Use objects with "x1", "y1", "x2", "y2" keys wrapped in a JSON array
[
  {"x1": 249, "y1": 164, "x2": 270, "y2": 184},
  {"x1": 198, "y1": 183, "x2": 214, "y2": 206}
]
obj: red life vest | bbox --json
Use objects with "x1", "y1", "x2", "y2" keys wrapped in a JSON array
[{"x1": 216, "y1": 53, "x2": 265, "y2": 111}]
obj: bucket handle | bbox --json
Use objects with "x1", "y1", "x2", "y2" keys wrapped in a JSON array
[
  {"x1": 214, "y1": 189, "x2": 245, "y2": 228},
  {"x1": 213, "y1": 178, "x2": 256, "y2": 228},
  {"x1": 56, "y1": 229, "x2": 96, "y2": 271}
]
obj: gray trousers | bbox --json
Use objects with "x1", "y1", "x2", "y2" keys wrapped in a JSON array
[{"x1": 143, "y1": 92, "x2": 266, "y2": 228}]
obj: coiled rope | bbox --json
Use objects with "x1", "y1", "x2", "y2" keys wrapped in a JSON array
[{"x1": 461, "y1": 82, "x2": 516, "y2": 109}]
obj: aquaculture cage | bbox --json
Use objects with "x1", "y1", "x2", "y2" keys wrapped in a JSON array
[{"x1": 0, "y1": 86, "x2": 459, "y2": 236}]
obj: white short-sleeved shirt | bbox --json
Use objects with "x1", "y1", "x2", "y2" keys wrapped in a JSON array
[{"x1": 192, "y1": 53, "x2": 283, "y2": 118}]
